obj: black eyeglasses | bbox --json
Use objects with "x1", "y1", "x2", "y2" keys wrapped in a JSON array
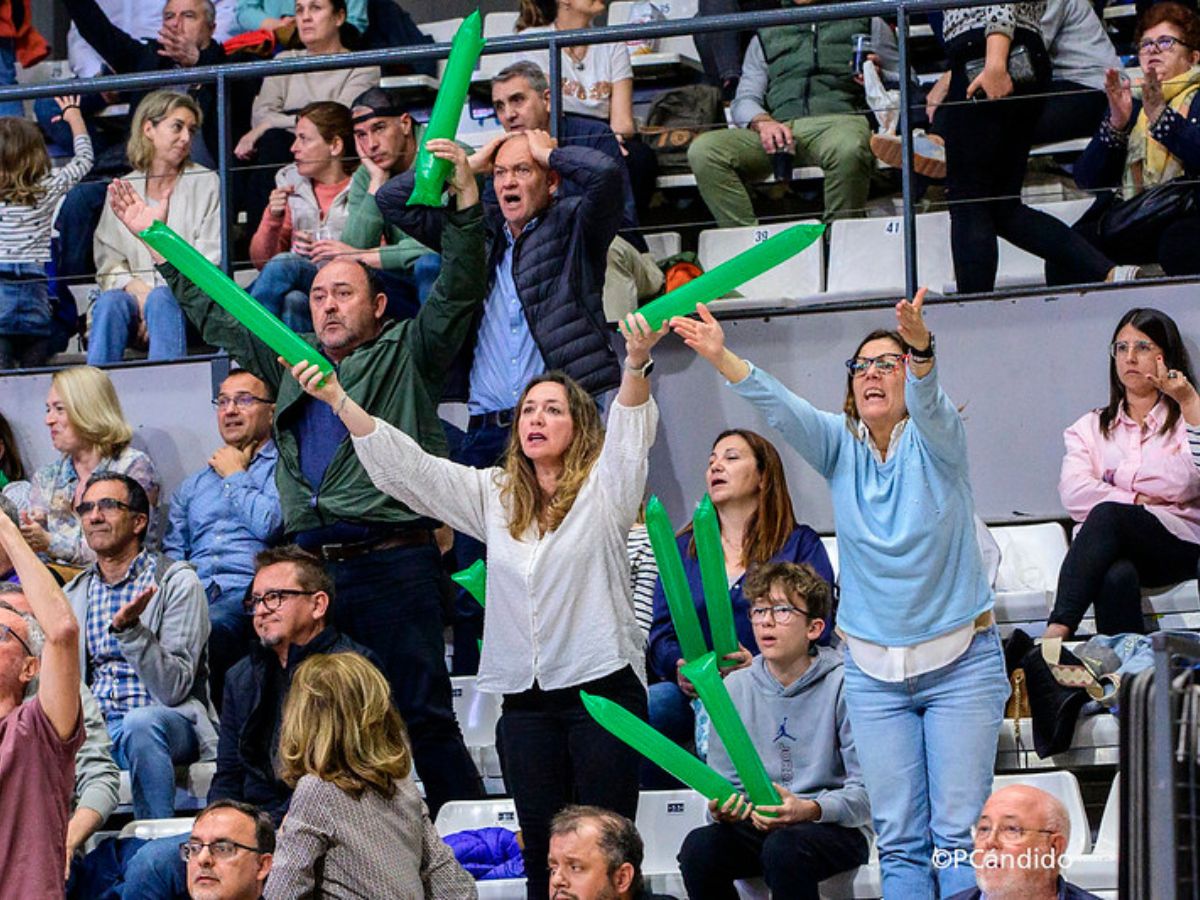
[
  {"x1": 75, "y1": 498, "x2": 134, "y2": 516},
  {"x1": 212, "y1": 394, "x2": 272, "y2": 410},
  {"x1": 845, "y1": 353, "x2": 907, "y2": 376},
  {"x1": 0, "y1": 624, "x2": 34, "y2": 657},
  {"x1": 1138, "y1": 35, "x2": 1193, "y2": 54},
  {"x1": 243, "y1": 588, "x2": 316, "y2": 614},
  {"x1": 178, "y1": 839, "x2": 262, "y2": 862}
]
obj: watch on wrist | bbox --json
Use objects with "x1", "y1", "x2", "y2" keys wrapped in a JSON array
[
  {"x1": 625, "y1": 357, "x2": 655, "y2": 379},
  {"x1": 909, "y1": 333, "x2": 935, "y2": 362}
]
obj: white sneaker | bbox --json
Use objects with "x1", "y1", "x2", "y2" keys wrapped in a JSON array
[{"x1": 1106, "y1": 265, "x2": 1145, "y2": 282}]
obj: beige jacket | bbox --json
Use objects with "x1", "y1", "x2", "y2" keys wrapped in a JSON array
[{"x1": 250, "y1": 49, "x2": 380, "y2": 133}]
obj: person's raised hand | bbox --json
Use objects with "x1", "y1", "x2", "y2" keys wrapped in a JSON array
[
  {"x1": 708, "y1": 793, "x2": 754, "y2": 824},
  {"x1": 234, "y1": 130, "x2": 259, "y2": 161},
  {"x1": 285, "y1": 359, "x2": 342, "y2": 407},
  {"x1": 1147, "y1": 354, "x2": 1200, "y2": 418},
  {"x1": 111, "y1": 585, "x2": 157, "y2": 633},
  {"x1": 895, "y1": 286, "x2": 930, "y2": 352},
  {"x1": 1104, "y1": 67, "x2": 1133, "y2": 130},
  {"x1": 425, "y1": 138, "x2": 480, "y2": 207},
  {"x1": 267, "y1": 185, "x2": 294, "y2": 219},
  {"x1": 1142, "y1": 66, "x2": 1166, "y2": 125},
  {"x1": 618, "y1": 312, "x2": 668, "y2": 367},
  {"x1": 524, "y1": 129, "x2": 558, "y2": 167},
  {"x1": 157, "y1": 25, "x2": 201, "y2": 67},
  {"x1": 17, "y1": 511, "x2": 49, "y2": 555},
  {"x1": 671, "y1": 303, "x2": 727, "y2": 365},
  {"x1": 750, "y1": 785, "x2": 819, "y2": 830},
  {"x1": 108, "y1": 179, "x2": 170, "y2": 236},
  {"x1": 51, "y1": 95, "x2": 83, "y2": 126},
  {"x1": 468, "y1": 133, "x2": 509, "y2": 176}
]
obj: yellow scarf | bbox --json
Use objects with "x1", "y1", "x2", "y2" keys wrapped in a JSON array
[{"x1": 1125, "y1": 65, "x2": 1200, "y2": 196}]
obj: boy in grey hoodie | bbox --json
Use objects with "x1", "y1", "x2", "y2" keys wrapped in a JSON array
[{"x1": 678, "y1": 562, "x2": 871, "y2": 899}]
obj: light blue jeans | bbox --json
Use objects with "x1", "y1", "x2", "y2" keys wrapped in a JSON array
[
  {"x1": 87, "y1": 285, "x2": 188, "y2": 365},
  {"x1": 249, "y1": 252, "x2": 317, "y2": 334},
  {"x1": 842, "y1": 626, "x2": 1009, "y2": 899},
  {"x1": 108, "y1": 705, "x2": 200, "y2": 819}
]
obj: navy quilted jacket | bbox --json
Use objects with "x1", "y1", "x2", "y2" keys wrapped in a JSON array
[{"x1": 376, "y1": 144, "x2": 624, "y2": 400}]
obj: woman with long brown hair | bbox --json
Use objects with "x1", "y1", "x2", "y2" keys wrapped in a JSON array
[
  {"x1": 267, "y1": 652, "x2": 475, "y2": 898},
  {"x1": 287, "y1": 312, "x2": 666, "y2": 899},
  {"x1": 644, "y1": 428, "x2": 833, "y2": 781}
]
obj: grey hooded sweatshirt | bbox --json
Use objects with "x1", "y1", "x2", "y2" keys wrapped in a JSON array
[{"x1": 707, "y1": 646, "x2": 871, "y2": 832}]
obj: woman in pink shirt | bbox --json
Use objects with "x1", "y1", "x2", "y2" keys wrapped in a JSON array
[
  {"x1": 247, "y1": 100, "x2": 357, "y2": 334},
  {"x1": 1046, "y1": 307, "x2": 1200, "y2": 638}
]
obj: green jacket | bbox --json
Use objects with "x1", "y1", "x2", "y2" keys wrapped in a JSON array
[
  {"x1": 163, "y1": 202, "x2": 487, "y2": 533},
  {"x1": 759, "y1": 14, "x2": 869, "y2": 121},
  {"x1": 341, "y1": 123, "x2": 432, "y2": 273}
]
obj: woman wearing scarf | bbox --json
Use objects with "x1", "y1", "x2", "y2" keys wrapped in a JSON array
[{"x1": 1047, "y1": 1, "x2": 1200, "y2": 283}]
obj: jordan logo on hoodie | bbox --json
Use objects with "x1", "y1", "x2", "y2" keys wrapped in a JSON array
[{"x1": 775, "y1": 716, "x2": 797, "y2": 783}]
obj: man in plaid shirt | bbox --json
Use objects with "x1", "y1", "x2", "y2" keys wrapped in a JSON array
[{"x1": 64, "y1": 472, "x2": 215, "y2": 819}]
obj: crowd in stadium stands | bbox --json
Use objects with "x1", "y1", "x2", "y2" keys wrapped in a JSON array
[{"x1": 0, "y1": 0, "x2": 1198, "y2": 897}]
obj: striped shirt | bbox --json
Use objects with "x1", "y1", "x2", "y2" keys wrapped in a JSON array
[
  {"x1": 1188, "y1": 424, "x2": 1200, "y2": 470},
  {"x1": 627, "y1": 524, "x2": 657, "y2": 639},
  {"x1": 0, "y1": 134, "x2": 93, "y2": 264},
  {"x1": 86, "y1": 551, "x2": 156, "y2": 720}
]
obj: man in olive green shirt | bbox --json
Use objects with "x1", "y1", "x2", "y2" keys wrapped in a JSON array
[{"x1": 104, "y1": 148, "x2": 486, "y2": 813}]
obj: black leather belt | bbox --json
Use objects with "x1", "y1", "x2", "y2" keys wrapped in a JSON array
[
  {"x1": 311, "y1": 529, "x2": 433, "y2": 562},
  {"x1": 468, "y1": 407, "x2": 517, "y2": 430}
]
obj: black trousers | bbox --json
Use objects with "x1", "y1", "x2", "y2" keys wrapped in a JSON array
[
  {"x1": 941, "y1": 30, "x2": 1115, "y2": 293},
  {"x1": 679, "y1": 819, "x2": 870, "y2": 900},
  {"x1": 1045, "y1": 203, "x2": 1200, "y2": 285},
  {"x1": 498, "y1": 666, "x2": 647, "y2": 900},
  {"x1": 1050, "y1": 501, "x2": 1200, "y2": 634},
  {"x1": 1031, "y1": 81, "x2": 1109, "y2": 146}
]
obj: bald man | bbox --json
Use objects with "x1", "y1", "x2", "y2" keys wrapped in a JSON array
[{"x1": 945, "y1": 784, "x2": 1101, "y2": 900}]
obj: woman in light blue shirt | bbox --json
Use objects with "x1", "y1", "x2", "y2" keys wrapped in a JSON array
[{"x1": 672, "y1": 290, "x2": 1009, "y2": 900}]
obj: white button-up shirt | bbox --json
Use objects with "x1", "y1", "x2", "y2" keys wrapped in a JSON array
[{"x1": 353, "y1": 398, "x2": 658, "y2": 695}]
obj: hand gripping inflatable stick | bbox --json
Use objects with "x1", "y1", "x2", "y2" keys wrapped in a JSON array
[{"x1": 138, "y1": 221, "x2": 333, "y2": 381}]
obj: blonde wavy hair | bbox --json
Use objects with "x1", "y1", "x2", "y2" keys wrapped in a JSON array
[
  {"x1": 497, "y1": 372, "x2": 604, "y2": 540},
  {"x1": 277, "y1": 652, "x2": 412, "y2": 799},
  {"x1": 126, "y1": 90, "x2": 202, "y2": 173},
  {"x1": 0, "y1": 118, "x2": 51, "y2": 207},
  {"x1": 51, "y1": 367, "x2": 133, "y2": 459}
]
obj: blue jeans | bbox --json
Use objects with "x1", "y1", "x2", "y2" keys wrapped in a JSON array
[
  {"x1": 108, "y1": 706, "x2": 201, "y2": 819},
  {"x1": 0, "y1": 39, "x2": 22, "y2": 118},
  {"x1": 249, "y1": 253, "x2": 316, "y2": 333},
  {"x1": 88, "y1": 285, "x2": 188, "y2": 364},
  {"x1": 842, "y1": 626, "x2": 1010, "y2": 899},
  {"x1": 120, "y1": 834, "x2": 188, "y2": 900},
  {"x1": 324, "y1": 542, "x2": 482, "y2": 814}
]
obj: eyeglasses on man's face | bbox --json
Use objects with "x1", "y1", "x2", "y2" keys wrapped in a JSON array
[
  {"x1": 242, "y1": 588, "x2": 315, "y2": 614},
  {"x1": 75, "y1": 497, "x2": 134, "y2": 517},
  {"x1": 0, "y1": 624, "x2": 34, "y2": 658},
  {"x1": 972, "y1": 822, "x2": 1058, "y2": 845},
  {"x1": 846, "y1": 353, "x2": 907, "y2": 376},
  {"x1": 212, "y1": 393, "x2": 271, "y2": 410},
  {"x1": 178, "y1": 838, "x2": 262, "y2": 862},
  {"x1": 747, "y1": 604, "x2": 811, "y2": 625}
]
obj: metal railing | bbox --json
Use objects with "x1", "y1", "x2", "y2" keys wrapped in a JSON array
[{"x1": 0, "y1": 0, "x2": 1168, "y2": 314}]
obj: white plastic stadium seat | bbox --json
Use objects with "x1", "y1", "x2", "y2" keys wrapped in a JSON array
[
  {"x1": 696, "y1": 220, "x2": 825, "y2": 308},
  {"x1": 992, "y1": 199, "x2": 1093, "y2": 289},
  {"x1": 421, "y1": 17, "x2": 464, "y2": 80},
  {"x1": 991, "y1": 771, "x2": 1091, "y2": 857},
  {"x1": 477, "y1": 12, "x2": 521, "y2": 81},
  {"x1": 643, "y1": 231, "x2": 682, "y2": 262},
  {"x1": 635, "y1": 790, "x2": 710, "y2": 897},
  {"x1": 997, "y1": 712, "x2": 1120, "y2": 770},
  {"x1": 989, "y1": 522, "x2": 1069, "y2": 637},
  {"x1": 435, "y1": 798, "x2": 526, "y2": 899},
  {"x1": 1069, "y1": 776, "x2": 1119, "y2": 895},
  {"x1": 825, "y1": 212, "x2": 953, "y2": 302},
  {"x1": 119, "y1": 817, "x2": 195, "y2": 840},
  {"x1": 607, "y1": 0, "x2": 702, "y2": 74},
  {"x1": 1142, "y1": 580, "x2": 1200, "y2": 631}
]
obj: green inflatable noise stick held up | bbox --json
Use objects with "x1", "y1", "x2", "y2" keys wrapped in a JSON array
[
  {"x1": 637, "y1": 222, "x2": 825, "y2": 330},
  {"x1": 682, "y1": 651, "x2": 781, "y2": 809},
  {"x1": 645, "y1": 496, "x2": 707, "y2": 663},
  {"x1": 451, "y1": 559, "x2": 486, "y2": 608},
  {"x1": 408, "y1": 10, "x2": 486, "y2": 207},
  {"x1": 581, "y1": 691, "x2": 739, "y2": 804},
  {"x1": 693, "y1": 494, "x2": 739, "y2": 667},
  {"x1": 138, "y1": 221, "x2": 333, "y2": 381}
]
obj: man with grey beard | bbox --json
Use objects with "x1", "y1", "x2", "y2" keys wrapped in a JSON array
[{"x1": 119, "y1": 545, "x2": 380, "y2": 898}]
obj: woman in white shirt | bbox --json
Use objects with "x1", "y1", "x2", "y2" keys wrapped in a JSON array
[
  {"x1": 288, "y1": 312, "x2": 666, "y2": 899},
  {"x1": 515, "y1": 0, "x2": 657, "y2": 211}
]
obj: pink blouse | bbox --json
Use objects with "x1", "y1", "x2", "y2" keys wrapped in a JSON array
[{"x1": 1059, "y1": 402, "x2": 1200, "y2": 544}]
